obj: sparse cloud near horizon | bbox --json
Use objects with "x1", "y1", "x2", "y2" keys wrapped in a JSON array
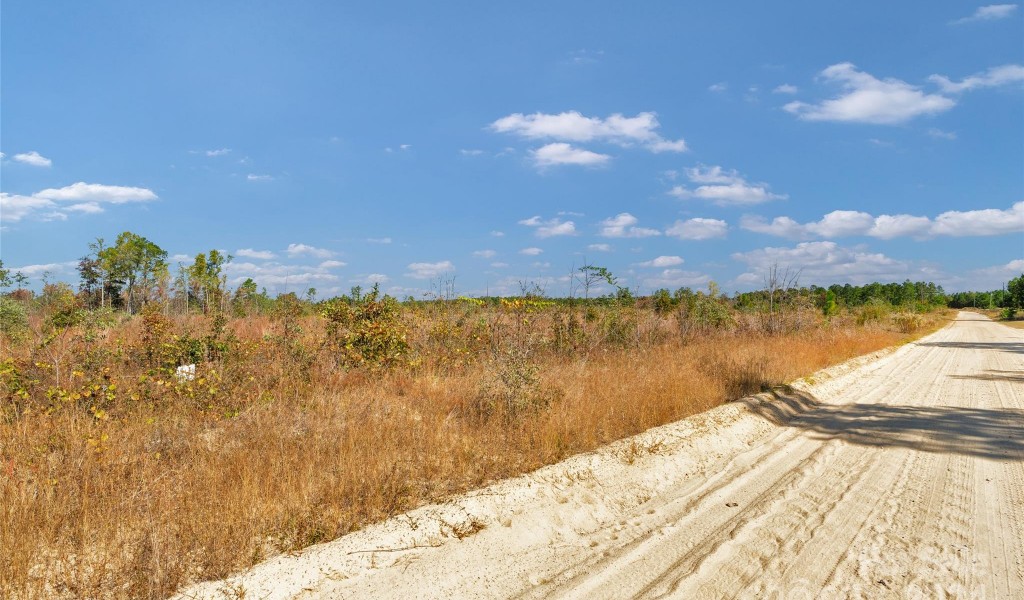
[
  {"x1": 405, "y1": 260, "x2": 454, "y2": 279},
  {"x1": 741, "y1": 202, "x2": 1024, "y2": 240}
]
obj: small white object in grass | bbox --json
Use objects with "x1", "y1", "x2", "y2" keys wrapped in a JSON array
[{"x1": 175, "y1": 364, "x2": 196, "y2": 382}]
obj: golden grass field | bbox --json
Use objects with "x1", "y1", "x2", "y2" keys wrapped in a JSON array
[{"x1": 0, "y1": 298, "x2": 951, "y2": 599}]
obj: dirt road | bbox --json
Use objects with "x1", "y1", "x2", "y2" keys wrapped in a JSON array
[{"x1": 180, "y1": 312, "x2": 1023, "y2": 599}]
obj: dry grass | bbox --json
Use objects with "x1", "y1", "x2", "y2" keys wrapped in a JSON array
[{"x1": 0, "y1": 304, "x2": 950, "y2": 598}]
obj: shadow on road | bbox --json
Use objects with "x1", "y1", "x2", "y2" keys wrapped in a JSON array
[
  {"x1": 949, "y1": 370, "x2": 1024, "y2": 384},
  {"x1": 915, "y1": 341, "x2": 1024, "y2": 355},
  {"x1": 741, "y1": 390, "x2": 1024, "y2": 461}
]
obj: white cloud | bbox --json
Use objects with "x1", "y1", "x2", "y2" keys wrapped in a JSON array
[
  {"x1": 928, "y1": 64, "x2": 1024, "y2": 93},
  {"x1": 473, "y1": 249, "x2": 497, "y2": 259},
  {"x1": 367, "y1": 237, "x2": 392, "y2": 244},
  {"x1": 665, "y1": 217, "x2": 729, "y2": 240},
  {"x1": 531, "y1": 143, "x2": 611, "y2": 168},
  {"x1": 490, "y1": 230, "x2": 505, "y2": 237},
  {"x1": 773, "y1": 84, "x2": 798, "y2": 94},
  {"x1": 637, "y1": 255, "x2": 685, "y2": 268},
  {"x1": 6, "y1": 261, "x2": 78, "y2": 278},
  {"x1": 519, "y1": 247, "x2": 544, "y2": 256},
  {"x1": 491, "y1": 110, "x2": 686, "y2": 153},
  {"x1": 236, "y1": 248, "x2": 277, "y2": 260},
  {"x1": 225, "y1": 261, "x2": 340, "y2": 288},
  {"x1": 732, "y1": 241, "x2": 908, "y2": 284},
  {"x1": 319, "y1": 260, "x2": 347, "y2": 269},
  {"x1": 406, "y1": 260, "x2": 454, "y2": 279},
  {"x1": 708, "y1": 83, "x2": 728, "y2": 93},
  {"x1": 365, "y1": 273, "x2": 390, "y2": 284},
  {"x1": 460, "y1": 149, "x2": 484, "y2": 156},
  {"x1": 587, "y1": 243, "x2": 612, "y2": 252},
  {"x1": 641, "y1": 269, "x2": 711, "y2": 290},
  {"x1": 805, "y1": 210, "x2": 876, "y2": 238},
  {"x1": 65, "y1": 202, "x2": 104, "y2": 214},
  {"x1": 598, "y1": 213, "x2": 661, "y2": 238},
  {"x1": 927, "y1": 128, "x2": 957, "y2": 140},
  {"x1": 669, "y1": 165, "x2": 786, "y2": 205},
  {"x1": 647, "y1": 138, "x2": 688, "y2": 153},
  {"x1": 205, "y1": 148, "x2": 231, "y2": 157},
  {"x1": 490, "y1": 262, "x2": 510, "y2": 268},
  {"x1": 286, "y1": 243, "x2": 333, "y2": 258},
  {"x1": 868, "y1": 214, "x2": 934, "y2": 239},
  {"x1": 12, "y1": 151, "x2": 52, "y2": 167},
  {"x1": 35, "y1": 182, "x2": 157, "y2": 204},
  {"x1": 400, "y1": 144, "x2": 412, "y2": 150},
  {"x1": 784, "y1": 63, "x2": 955, "y2": 124},
  {"x1": 518, "y1": 215, "x2": 577, "y2": 237},
  {"x1": 953, "y1": 4, "x2": 1018, "y2": 23},
  {"x1": 931, "y1": 202, "x2": 1024, "y2": 236},
  {"x1": 1, "y1": 194, "x2": 57, "y2": 222},
  {"x1": 247, "y1": 174, "x2": 273, "y2": 181},
  {"x1": 740, "y1": 203, "x2": 1024, "y2": 240},
  {"x1": 973, "y1": 258, "x2": 1024, "y2": 281},
  {"x1": 739, "y1": 215, "x2": 809, "y2": 239},
  {"x1": 2, "y1": 182, "x2": 158, "y2": 223}
]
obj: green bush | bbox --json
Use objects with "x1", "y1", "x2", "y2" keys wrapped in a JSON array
[
  {"x1": 0, "y1": 297, "x2": 29, "y2": 343},
  {"x1": 321, "y1": 285, "x2": 409, "y2": 369}
]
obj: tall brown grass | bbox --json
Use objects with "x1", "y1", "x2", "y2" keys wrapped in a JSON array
[{"x1": 0, "y1": 301, "x2": 949, "y2": 598}]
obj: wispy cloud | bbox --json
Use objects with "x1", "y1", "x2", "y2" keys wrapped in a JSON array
[
  {"x1": 587, "y1": 243, "x2": 612, "y2": 252},
  {"x1": 205, "y1": 148, "x2": 231, "y2": 157},
  {"x1": 669, "y1": 165, "x2": 786, "y2": 205},
  {"x1": 472, "y1": 249, "x2": 497, "y2": 259},
  {"x1": 927, "y1": 128, "x2": 957, "y2": 140},
  {"x1": 952, "y1": 4, "x2": 1018, "y2": 24},
  {"x1": 247, "y1": 174, "x2": 273, "y2": 181},
  {"x1": 784, "y1": 63, "x2": 955, "y2": 124},
  {"x1": 928, "y1": 64, "x2": 1024, "y2": 93},
  {"x1": 772, "y1": 84, "x2": 798, "y2": 94},
  {"x1": 367, "y1": 237, "x2": 393, "y2": 244},
  {"x1": 519, "y1": 247, "x2": 544, "y2": 256}
]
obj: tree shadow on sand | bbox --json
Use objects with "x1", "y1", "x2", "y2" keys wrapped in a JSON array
[
  {"x1": 740, "y1": 389, "x2": 1024, "y2": 461},
  {"x1": 915, "y1": 340, "x2": 1024, "y2": 355}
]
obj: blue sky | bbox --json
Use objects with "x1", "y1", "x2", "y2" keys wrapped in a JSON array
[{"x1": 2, "y1": 1, "x2": 1022, "y2": 297}]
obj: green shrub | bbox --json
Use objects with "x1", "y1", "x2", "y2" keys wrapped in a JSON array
[
  {"x1": 321, "y1": 285, "x2": 409, "y2": 369},
  {"x1": 0, "y1": 297, "x2": 29, "y2": 343}
]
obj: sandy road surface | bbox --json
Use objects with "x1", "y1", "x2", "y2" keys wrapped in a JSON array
[{"x1": 179, "y1": 312, "x2": 1023, "y2": 599}]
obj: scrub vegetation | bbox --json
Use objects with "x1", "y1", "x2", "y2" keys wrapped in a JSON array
[{"x1": 0, "y1": 233, "x2": 972, "y2": 598}]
